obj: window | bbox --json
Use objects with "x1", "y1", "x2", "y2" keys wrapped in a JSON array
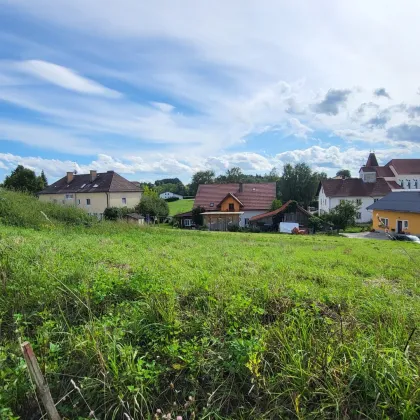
[
  {"x1": 65, "y1": 194, "x2": 73, "y2": 199},
  {"x1": 244, "y1": 218, "x2": 250, "y2": 226},
  {"x1": 184, "y1": 219, "x2": 192, "y2": 227},
  {"x1": 122, "y1": 197, "x2": 127, "y2": 205},
  {"x1": 77, "y1": 199, "x2": 81, "y2": 205},
  {"x1": 403, "y1": 220, "x2": 409, "y2": 230},
  {"x1": 356, "y1": 199, "x2": 362, "y2": 205},
  {"x1": 229, "y1": 203, "x2": 235, "y2": 211},
  {"x1": 210, "y1": 202, "x2": 214, "y2": 207},
  {"x1": 374, "y1": 198, "x2": 379, "y2": 202},
  {"x1": 86, "y1": 199, "x2": 91, "y2": 205},
  {"x1": 400, "y1": 179, "x2": 404, "y2": 187},
  {"x1": 356, "y1": 212, "x2": 362, "y2": 220},
  {"x1": 380, "y1": 217, "x2": 389, "y2": 227}
]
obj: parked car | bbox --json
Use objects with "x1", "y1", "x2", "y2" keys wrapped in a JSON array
[{"x1": 392, "y1": 234, "x2": 420, "y2": 243}]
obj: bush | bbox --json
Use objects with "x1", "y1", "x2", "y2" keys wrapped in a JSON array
[
  {"x1": 192, "y1": 206, "x2": 206, "y2": 226},
  {"x1": 165, "y1": 197, "x2": 180, "y2": 202},
  {"x1": 0, "y1": 189, "x2": 95, "y2": 228},
  {"x1": 136, "y1": 196, "x2": 169, "y2": 218},
  {"x1": 227, "y1": 224, "x2": 240, "y2": 232},
  {"x1": 103, "y1": 207, "x2": 136, "y2": 221}
]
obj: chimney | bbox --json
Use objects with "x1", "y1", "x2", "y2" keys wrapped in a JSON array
[
  {"x1": 239, "y1": 182, "x2": 243, "y2": 193},
  {"x1": 66, "y1": 171, "x2": 74, "y2": 184},
  {"x1": 90, "y1": 170, "x2": 97, "y2": 182}
]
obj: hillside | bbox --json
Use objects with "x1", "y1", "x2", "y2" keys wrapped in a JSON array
[
  {"x1": 168, "y1": 198, "x2": 194, "y2": 216},
  {"x1": 0, "y1": 191, "x2": 419, "y2": 419}
]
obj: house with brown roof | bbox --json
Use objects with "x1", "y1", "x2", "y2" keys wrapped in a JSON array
[
  {"x1": 317, "y1": 152, "x2": 419, "y2": 223},
  {"x1": 193, "y1": 182, "x2": 276, "y2": 230},
  {"x1": 38, "y1": 170, "x2": 143, "y2": 219}
]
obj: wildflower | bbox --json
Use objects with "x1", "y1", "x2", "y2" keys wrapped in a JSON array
[
  {"x1": 170, "y1": 382, "x2": 175, "y2": 389},
  {"x1": 156, "y1": 409, "x2": 162, "y2": 414},
  {"x1": 176, "y1": 417, "x2": 183, "y2": 420}
]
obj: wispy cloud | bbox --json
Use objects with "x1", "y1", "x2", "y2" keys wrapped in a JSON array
[
  {"x1": 14, "y1": 60, "x2": 121, "y2": 97},
  {"x1": 374, "y1": 87, "x2": 391, "y2": 99}
]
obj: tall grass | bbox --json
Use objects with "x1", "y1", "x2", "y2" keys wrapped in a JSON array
[{"x1": 0, "y1": 191, "x2": 419, "y2": 418}]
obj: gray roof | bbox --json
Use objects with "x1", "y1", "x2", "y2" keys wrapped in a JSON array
[
  {"x1": 39, "y1": 171, "x2": 143, "y2": 194},
  {"x1": 125, "y1": 213, "x2": 144, "y2": 220},
  {"x1": 367, "y1": 191, "x2": 420, "y2": 213}
]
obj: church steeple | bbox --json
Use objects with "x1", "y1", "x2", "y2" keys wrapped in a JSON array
[{"x1": 366, "y1": 152, "x2": 379, "y2": 167}]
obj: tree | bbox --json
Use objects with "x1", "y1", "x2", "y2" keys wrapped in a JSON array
[
  {"x1": 142, "y1": 185, "x2": 159, "y2": 198},
  {"x1": 39, "y1": 170, "x2": 48, "y2": 189},
  {"x1": 189, "y1": 170, "x2": 215, "y2": 196},
  {"x1": 326, "y1": 200, "x2": 358, "y2": 232},
  {"x1": 216, "y1": 167, "x2": 244, "y2": 183},
  {"x1": 278, "y1": 163, "x2": 325, "y2": 208},
  {"x1": 336, "y1": 169, "x2": 351, "y2": 179},
  {"x1": 3, "y1": 165, "x2": 46, "y2": 194},
  {"x1": 270, "y1": 199, "x2": 283, "y2": 211},
  {"x1": 135, "y1": 196, "x2": 169, "y2": 218},
  {"x1": 192, "y1": 206, "x2": 206, "y2": 226}
]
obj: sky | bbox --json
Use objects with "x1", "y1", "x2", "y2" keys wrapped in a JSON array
[{"x1": 2, "y1": 1, "x2": 420, "y2": 184}]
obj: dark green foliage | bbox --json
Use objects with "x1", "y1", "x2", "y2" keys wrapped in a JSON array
[
  {"x1": 136, "y1": 195, "x2": 169, "y2": 218},
  {"x1": 3, "y1": 165, "x2": 47, "y2": 194},
  {"x1": 326, "y1": 200, "x2": 359, "y2": 232},
  {"x1": 192, "y1": 206, "x2": 206, "y2": 226},
  {"x1": 308, "y1": 215, "x2": 324, "y2": 232},
  {"x1": 227, "y1": 223, "x2": 240, "y2": 232},
  {"x1": 279, "y1": 163, "x2": 327, "y2": 207},
  {"x1": 336, "y1": 169, "x2": 351, "y2": 178},
  {"x1": 189, "y1": 170, "x2": 215, "y2": 196},
  {"x1": 269, "y1": 199, "x2": 283, "y2": 211},
  {"x1": 103, "y1": 207, "x2": 136, "y2": 221}
]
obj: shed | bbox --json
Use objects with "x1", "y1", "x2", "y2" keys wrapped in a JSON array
[
  {"x1": 174, "y1": 211, "x2": 194, "y2": 228},
  {"x1": 249, "y1": 200, "x2": 311, "y2": 230},
  {"x1": 124, "y1": 213, "x2": 145, "y2": 225}
]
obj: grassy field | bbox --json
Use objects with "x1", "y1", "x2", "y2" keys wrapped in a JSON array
[
  {"x1": 168, "y1": 198, "x2": 194, "y2": 216},
  {"x1": 0, "y1": 191, "x2": 419, "y2": 419}
]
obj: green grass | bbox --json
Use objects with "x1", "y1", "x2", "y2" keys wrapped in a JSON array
[
  {"x1": 168, "y1": 198, "x2": 194, "y2": 216},
  {"x1": 0, "y1": 191, "x2": 419, "y2": 419}
]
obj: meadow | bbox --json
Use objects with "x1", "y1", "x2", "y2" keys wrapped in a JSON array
[
  {"x1": 168, "y1": 199, "x2": 194, "y2": 216},
  {"x1": 0, "y1": 191, "x2": 419, "y2": 419}
]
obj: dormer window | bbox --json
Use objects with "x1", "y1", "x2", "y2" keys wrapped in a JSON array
[{"x1": 210, "y1": 202, "x2": 214, "y2": 207}]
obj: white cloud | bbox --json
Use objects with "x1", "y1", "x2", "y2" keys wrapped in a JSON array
[
  {"x1": 151, "y1": 102, "x2": 175, "y2": 113},
  {"x1": 14, "y1": 60, "x2": 121, "y2": 97}
]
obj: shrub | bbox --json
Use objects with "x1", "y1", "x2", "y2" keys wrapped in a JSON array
[
  {"x1": 227, "y1": 224, "x2": 240, "y2": 232},
  {"x1": 192, "y1": 206, "x2": 206, "y2": 226},
  {"x1": 165, "y1": 197, "x2": 180, "y2": 202},
  {"x1": 136, "y1": 196, "x2": 169, "y2": 218}
]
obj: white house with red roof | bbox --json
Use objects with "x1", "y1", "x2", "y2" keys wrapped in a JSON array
[{"x1": 318, "y1": 152, "x2": 420, "y2": 223}]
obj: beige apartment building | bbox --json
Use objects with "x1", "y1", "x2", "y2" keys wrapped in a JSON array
[{"x1": 39, "y1": 170, "x2": 142, "y2": 219}]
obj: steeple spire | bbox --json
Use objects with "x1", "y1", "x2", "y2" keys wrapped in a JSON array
[{"x1": 366, "y1": 152, "x2": 379, "y2": 167}]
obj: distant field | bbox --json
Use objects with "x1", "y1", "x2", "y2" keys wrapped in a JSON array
[
  {"x1": 168, "y1": 198, "x2": 194, "y2": 215},
  {"x1": 1, "y1": 213, "x2": 419, "y2": 418}
]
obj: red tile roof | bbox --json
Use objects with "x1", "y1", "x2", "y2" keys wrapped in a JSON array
[
  {"x1": 249, "y1": 200, "x2": 311, "y2": 222},
  {"x1": 385, "y1": 159, "x2": 420, "y2": 175},
  {"x1": 319, "y1": 178, "x2": 401, "y2": 198},
  {"x1": 359, "y1": 166, "x2": 394, "y2": 177},
  {"x1": 194, "y1": 183, "x2": 276, "y2": 211}
]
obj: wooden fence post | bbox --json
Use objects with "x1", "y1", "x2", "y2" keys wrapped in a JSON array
[{"x1": 21, "y1": 341, "x2": 61, "y2": 420}]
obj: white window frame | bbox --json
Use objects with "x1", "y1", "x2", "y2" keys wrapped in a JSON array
[
  {"x1": 65, "y1": 194, "x2": 73, "y2": 199},
  {"x1": 380, "y1": 217, "x2": 389, "y2": 227},
  {"x1": 403, "y1": 220, "x2": 409, "y2": 230},
  {"x1": 77, "y1": 199, "x2": 81, "y2": 205},
  {"x1": 356, "y1": 212, "x2": 362, "y2": 220},
  {"x1": 356, "y1": 199, "x2": 362, "y2": 206},
  {"x1": 184, "y1": 219, "x2": 192, "y2": 227},
  {"x1": 210, "y1": 202, "x2": 214, "y2": 207},
  {"x1": 122, "y1": 197, "x2": 127, "y2": 205},
  {"x1": 244, "y1": 218, "x2": 250, "y2": 226},
  {"x1": 374, "y1": 198, "x2": 379, "y2": 202},
  {"x1": 86, "y1": 198, "x2": 91, "y2": 206}
]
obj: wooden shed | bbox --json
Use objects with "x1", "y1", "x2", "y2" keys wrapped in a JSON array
[{"x1": 249, "y1": 200, "x2": 311, "y2": 231}]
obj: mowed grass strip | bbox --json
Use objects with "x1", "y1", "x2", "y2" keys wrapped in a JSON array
[
  {"x1": 0, "y1": 223, "x2": 419, "y2": 419},
  {"x1": 168, "y1": 198, "x2": 194, "y2": 216}
]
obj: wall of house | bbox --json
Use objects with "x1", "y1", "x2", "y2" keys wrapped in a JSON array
[
  {"x1": 361, "y1": 172, "x2": 376, "y2": 183},
  {"x1": 159, "y1": 192, "x2": 183, "y2": 199},
  {"x1": 219, "y1": 196, "x2": 241, "y2": 212},
  {"x1": 318, "y1": 187, "x2": 330, "y2": 215},
  {"x1": 395, "y1": 174, "x2": 420, "y2": 189},
  {"x1": 109, "y1": 191, "x2": 142, "y2": 209},
  {"x1": 240, "y1": 210, "x2": 266, "y2": 227},
  {"x1": 329, "y1": 197, "x2": 378, "y2": 223},
  {"x1": 39, "y1": 191, "x2": 141, "y2": 218},
  {"x1": 371, "y1": 209, "x2": 420, "y2": 234}
]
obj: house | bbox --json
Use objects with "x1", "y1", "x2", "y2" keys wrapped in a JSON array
[
  {"x1": 367, "y1": 191, "x2": 420, "y2": 234},
  {"x1": 124, "y1": 213, "x2": 145, "y2": 225},
  {"x1": 249, "y1": 200, "x2": 311, "y2": 231},
  {"x1": 174, "y1": 211, "x2": 194, "y2": 228},
  {"x1": 194, "y1": 182, "x2": 276, "y2": 230},
  {"x1": 38, "y1": 170, "x2": 143, "y2": 219},
  {"x1": 318, "y1": 152, "x2": 406, "y2": 223},
  {"x1": 159, "y1": 192, "x2": 183, "y2": 200}
]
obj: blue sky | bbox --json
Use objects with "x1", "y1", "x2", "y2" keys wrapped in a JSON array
[{"x1": 2, "y1": 1, "x2": 420, "y2": 183}]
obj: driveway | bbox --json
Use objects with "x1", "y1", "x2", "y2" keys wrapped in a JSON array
[{"x1": 341, "y1": 231, "x2": 390, "y2": 240}]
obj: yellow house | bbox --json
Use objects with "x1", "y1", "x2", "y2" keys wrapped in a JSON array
[
  {"x1": 367, "y1": 191, "x2": 420, "y2": 234},
  {"x1": 38, "y1": 170, "x2": 142, "y2": 219}
]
